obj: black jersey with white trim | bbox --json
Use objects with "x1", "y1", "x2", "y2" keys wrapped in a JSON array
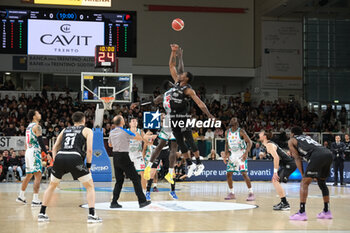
[
  {"x1": 169, "y1": 82, "x2": 192, "y2": 115},
  {"x1": 268, "y1": 140, "x2": 294, "y2": 165},
  {"x1": 294, "y1": 134, "x2": 322, "y2": 160},
  {"x1": 60, "y1": 125, "x2": 86, "y2": 158}
]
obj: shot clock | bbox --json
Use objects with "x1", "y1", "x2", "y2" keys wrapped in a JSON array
[{"x1": 95, "y1": 45, "x2": 116, "y2": 68}]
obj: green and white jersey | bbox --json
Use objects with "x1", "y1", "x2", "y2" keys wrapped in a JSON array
[
  {"x1": 128, "y1": 128, "x2": 143, "y2": 157},
  {"x1": 227, "y1": 127, "x2": 246, "y2": 156},
  {"x1": 163, "y1": 88, "x2": 173, "y2": 114},
  {"x1": 144, "y1": 145, "x2": 152, "y2": 165},
  {"x1": 26, "y1": 122, "x2": 40, "y2": 150}
]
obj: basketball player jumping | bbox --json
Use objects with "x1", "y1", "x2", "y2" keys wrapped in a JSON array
[
  {"x1": 259, "y1": 130, "x2": 296, "y2": 210},
  {"x1": 38, "y1": 112, "x2": 102, "y2": 223},
  {"x1": 143, "y1": 49, "x2": 185, "y2": 184},
  {"x1": 130, "y1": 82, "x2": 177, "y2": 184},
  {"x1": 224, "y1": 117, "x2": 255, "y2": 201},
  {"x1": 288, "y1": 127, "x2": 333, "y2": 221},
  {"x1": 17, "y1": 110, "x2": 49, "y2": 207},
  {"x1": 168, "y1": 44, "x2": 214, "y2": 177},
  {"x1": 143, "y1": 83, "x2": 179, "y2": 184}
]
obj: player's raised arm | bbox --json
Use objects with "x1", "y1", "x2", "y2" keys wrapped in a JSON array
[
  {"x1": 84, "y1": 128, "x2": 94, "y2": 166},
  {"x1": 177, "y1": 48, "x2": 185, "y2": 74},
  {"x1": 130, "y1": 94, "x2": 164, "y2": 109},
  {"x1": 288, "y1": 138, "x2": 303, "y2": 176},
  {"x1": 52, "y1": 129, "x2": 65, "y2": 160},
  {"x1": 33, "y1": 124, "x2": 49, "y2": 155},
  {"x1": 185, "y1": 88, "x2": 214, "y2": 119},
  {"x1": 169, "y1": 44, "x2": 179, "y2": 83}
]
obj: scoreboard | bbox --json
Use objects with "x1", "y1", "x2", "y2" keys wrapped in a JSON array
[
  {"x1": 0, "y1": 6, "x2": 136, "y2": 57},
  {"x1": 95, "y1": 45, "x2": 116, "y2": 68}
]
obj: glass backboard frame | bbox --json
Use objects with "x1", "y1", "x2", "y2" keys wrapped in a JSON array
[{"x1": 81, "y1": 72, "x2": 133, "y2": 103}]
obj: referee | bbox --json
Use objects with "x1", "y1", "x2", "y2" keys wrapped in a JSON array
[{"x1": 108, "y1": 115, "x2": 151, "y2": 208}]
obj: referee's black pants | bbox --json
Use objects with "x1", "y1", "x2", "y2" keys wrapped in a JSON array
[
  {"x1": 112, "y1": 152, "x2": 146, "y2": 204},
  {"x1": 333, "y1": 157, "x2": 344, "y2": 184}
]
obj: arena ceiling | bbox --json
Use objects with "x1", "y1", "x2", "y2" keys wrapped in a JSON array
[{"x1": 260, "y1": 0, "x2": 350, "y2": 18}]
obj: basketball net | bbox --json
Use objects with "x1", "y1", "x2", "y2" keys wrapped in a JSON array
[
  {"x1": 93, "y1": 96, "x2": 115, "y2": 128},
  {"x1": 100, "y1": 97, "x2": 115, "y2": 110}
]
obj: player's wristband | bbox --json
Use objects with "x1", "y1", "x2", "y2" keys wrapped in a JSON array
[
  {"x1": 274, "y1": 168, "x2": 278, "y2": 173},
  {"x1": 86, "y1": 163, "x2": 92, "y2": 169}
]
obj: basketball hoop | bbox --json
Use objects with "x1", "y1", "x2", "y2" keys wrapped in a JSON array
[{"x1": 100, "y1": 97, "x2": 115, "y2": 110}]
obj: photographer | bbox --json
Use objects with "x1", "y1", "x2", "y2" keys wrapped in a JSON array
[{"x1": 331, "y1": 135, "x2": 346, "y2": 186}]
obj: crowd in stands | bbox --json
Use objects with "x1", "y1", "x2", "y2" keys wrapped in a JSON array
[
  {"x1": 1, "y1": 87, "x2": 348, "y2": 138},
  {"x1": 0, "y1": 147, "x2": 52, "y2": 182}
]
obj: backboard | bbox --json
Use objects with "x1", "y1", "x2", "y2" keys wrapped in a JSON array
[{"x1": 81, "y1": 72, "x2": 133, "y2": 103}]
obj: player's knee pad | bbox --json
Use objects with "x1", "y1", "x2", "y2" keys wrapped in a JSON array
[
  {"x1": 317, "y1": 179, "x2": 329, "y2": 197},
  {"x1": 183, "y1": 130, "x2": 198, "y2": 152}
]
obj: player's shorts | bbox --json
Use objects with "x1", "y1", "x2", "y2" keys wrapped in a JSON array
[
  {"x1": 278, "y1": 162, "x2": 297, "y2": 183},
  {"x1": 227, "y1": 152, "x2": 248, "y2": 173},
  {"x1": 130, "y1": 152, "x2": 146, "y2": 172},
  {"x1": 25, "y1": 148, "x2": 42, "y2": 174},
  {"x1": 227, "y1": 159, "x2": 248, "y2": 173},
  {"x1": 158, "y1": 129, "x2": 176, "y2": 141},
  {"x1": 304, "y1": 148, "x2": 333, "y2": 179},
  {"x1": 51, "y1": 152, "x2": 90, "y2": 182}
]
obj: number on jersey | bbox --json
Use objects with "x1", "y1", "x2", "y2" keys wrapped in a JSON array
[
  {"x1": 299, "y1": 135, "x2": 321, "y2": 146},
  {"x1": 64, "y1": 133, "x2": 76, "y2": 149}
]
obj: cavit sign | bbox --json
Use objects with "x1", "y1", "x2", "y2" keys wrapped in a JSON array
[{"x1": 28, "y1": 20, "x2": 104, "y2": 57}]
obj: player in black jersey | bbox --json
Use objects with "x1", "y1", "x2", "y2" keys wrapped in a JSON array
[
  {"x1": 259, "y1": 130, "x2": 296, "y2": 211},
  {"x1": 169, "y1": 44, "x2": 215, "y2": 177},
  {"x1": 38, "y1": 112, "x2": 102, "y2": 223},
  {"x1": 288, "y1": 127, "x2": 333, "y2": 221}
]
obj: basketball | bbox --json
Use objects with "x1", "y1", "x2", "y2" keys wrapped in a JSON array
[{"x1": 172, "y1": 18, "x2": 184, "y2": 31}]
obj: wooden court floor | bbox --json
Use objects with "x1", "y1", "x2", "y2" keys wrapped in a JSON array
[{"x1": 0, "y1": 180, "x2": 349, "y2": 233}]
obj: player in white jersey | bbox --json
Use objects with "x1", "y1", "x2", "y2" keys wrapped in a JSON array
[
  {"x1": 128, "y1": 117, "x2": 156, "y2": 191},
  {"x1": 16, "y1": 110, "x2": 50, "y2": 206},
  {"x1": 223, "y1": 117, "x2": 255, "y2": 201},
  {"x1": 143, "y1": 84, "x2": 181, "y2": 184}
]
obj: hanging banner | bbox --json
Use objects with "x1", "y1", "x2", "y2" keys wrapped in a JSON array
[
  {"x1": 0, "y1": 136, "x2": 26, "y2": 150},
  {"x1": 261, "y1": 21, "x2": 302, "y2": 89}
]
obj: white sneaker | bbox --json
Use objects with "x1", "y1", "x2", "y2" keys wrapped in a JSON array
[
  {"x1": 38, "y1": 213, "x2": 50, "y2": 222},
  {"x1": 31, "y1": 200, "x2": 42, "y2": 207},
  {"x1": 187, "y1": 163, "x2": 197, "y2": 178},
  {"x1": 194, "y1": 164, "x2": 205, "y2": 176},
  {"x1": 87, "y1": 214, "x2": 103, "y2": 223},
  {"x1": 16, "y1": 197, "x2": 27, "y2": 204}
]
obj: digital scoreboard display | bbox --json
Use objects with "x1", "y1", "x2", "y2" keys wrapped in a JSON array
[
  {"x1": 0, "y1": 6, "x2": 136, "y2": 57},
  {"x1": 95, "y1": 45, "x2": 116, "y2": 68}
]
